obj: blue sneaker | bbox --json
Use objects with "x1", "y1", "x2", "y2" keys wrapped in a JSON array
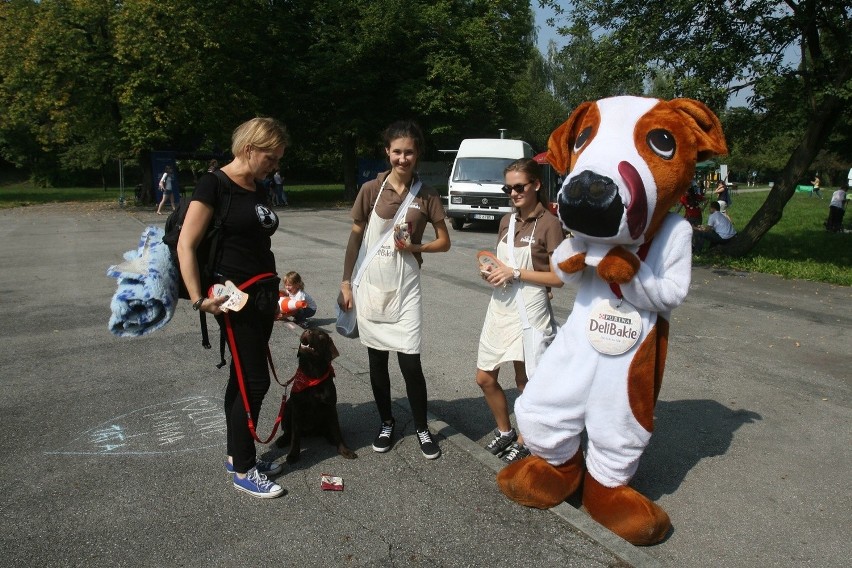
[
  {"x1": 224, "y1": 459, "x2": 283, "y2": 476},
  {"x1": 233, "y1": 467, "x2": 285, "y2": 499}
]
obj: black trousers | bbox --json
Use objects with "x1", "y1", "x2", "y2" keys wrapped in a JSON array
[
  {"x1": 219, "y1": 298, "x2": 275, "y2": 474},
  {"x1": 367, "y1": 347, "x2": 429, "y2": 430},
  {"x1": 827, "y1": 206, "x2": 845, "y2": 231}
]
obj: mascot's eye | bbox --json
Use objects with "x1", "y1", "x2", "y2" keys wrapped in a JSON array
[
  {"x1": 573, "y1": 127, "x2": 592, "y2": 152},
  {"x1": 647, "y1": 129, "x2": 675, "y2": 160}
]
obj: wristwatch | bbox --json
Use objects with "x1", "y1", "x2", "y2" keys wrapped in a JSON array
[
  {"x1": 512, "y1": 268, "x2": 521, "y2": 281},
  {"x1": 192, "y1": 297, "x2": 205, "y2": 311}
]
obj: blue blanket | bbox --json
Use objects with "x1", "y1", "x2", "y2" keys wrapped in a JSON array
[{"x1": 107, "y1": 226, "x2": 180, "y2": 337}]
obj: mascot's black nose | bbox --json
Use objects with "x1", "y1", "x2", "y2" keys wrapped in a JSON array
[
  {"x1": 560, "y1": 171, "x2": 618, "y2": 209},
  {"x1": 557, "y1": 170, "x2": 624, "y2": 238}
]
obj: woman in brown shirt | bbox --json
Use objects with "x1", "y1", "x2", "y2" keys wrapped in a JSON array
[
  {"x1": 476, "y1": 158, "x2": 564, "y2": 463},
  {"x1": 338, "y1": 120, "x2": 451, "y2": 460}
]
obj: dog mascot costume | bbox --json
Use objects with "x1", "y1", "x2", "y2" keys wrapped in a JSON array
[{"x1": 497, "y1": 96, "x2": 727, "y2": 545}]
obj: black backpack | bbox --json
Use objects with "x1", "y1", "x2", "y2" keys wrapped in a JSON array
[{"x1": 162, "y1": 170, "x2": 232, "y2": 353}]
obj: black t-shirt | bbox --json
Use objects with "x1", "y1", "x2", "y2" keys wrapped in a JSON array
[{"x1": 192, "y1": 172, "x2": 278, "y2": 283}]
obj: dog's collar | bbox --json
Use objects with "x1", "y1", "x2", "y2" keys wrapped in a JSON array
[{"x1": 290, "y1": 365, "x2": 334, "y2": 394}]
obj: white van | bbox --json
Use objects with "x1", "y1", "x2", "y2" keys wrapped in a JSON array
[{"x1": 446, "y1": 138, "x2": 534, "y2": 230}]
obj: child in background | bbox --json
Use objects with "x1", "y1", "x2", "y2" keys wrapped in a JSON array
[
  {"x1": 278, "y1": 271, "x2": 317, "y2": 325},
  {"x1": 678, "y1": 182, "x2": 705, "y2": 226}
]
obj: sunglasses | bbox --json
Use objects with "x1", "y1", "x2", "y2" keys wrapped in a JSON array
[{"x1": 501, "y1": 182, "x2": 532, "y2": 195}]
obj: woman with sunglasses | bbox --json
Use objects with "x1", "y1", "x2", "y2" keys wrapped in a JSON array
[{"x1": 476, "y1": 158, "x2": 564, "y2": 463}]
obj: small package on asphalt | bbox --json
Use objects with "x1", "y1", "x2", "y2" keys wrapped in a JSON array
[{"x1": 320, "y1": 474, "x2": 343, "y2": 491}]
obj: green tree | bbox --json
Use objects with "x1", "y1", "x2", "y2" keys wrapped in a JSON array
[
  {"x1": 0, "y1": 0, "x2": 120, "y2": 184},
  {"x1": 513, "y1": 46, "x2": 570, "y2": 150},
  {"x1": 541, "y1": 0, "x2": 852, "y2": 256},
  {"x1": 0, "y1": 0, "x2": 539, "y2": 195},
  {"x1": 545, "y1": 21, "x2": 646, "y2": 111},
  {"x1": 285, "y1": 0, "x2": 538, "y2": 197}
]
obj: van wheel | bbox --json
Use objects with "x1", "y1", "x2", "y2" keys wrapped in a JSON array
[{"x1": 451, "y1": 217, "x2": 465, "y2": 230}]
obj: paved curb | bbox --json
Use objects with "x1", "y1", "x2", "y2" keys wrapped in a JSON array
[{"x1": 332, "y1": 339, "x2": 661, "y2": 568}]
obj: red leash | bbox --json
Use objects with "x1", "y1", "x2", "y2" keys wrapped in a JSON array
[{"x1": 221, "y1": 272, "x2": 292, "y2": 444}]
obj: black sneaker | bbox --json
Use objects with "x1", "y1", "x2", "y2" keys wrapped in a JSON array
[
  {"x1": 372, "y1": 419, "x2": 395, "y2": 453},
  {"x1": 416, "y1": 428, "x2": 441, "y2": 459},
  {"x1": 484, "y1": 428, "x2": 517, "y2": 456},
  {"x1": 501, "y1": 442, "x2": 531, "y2": 463}
]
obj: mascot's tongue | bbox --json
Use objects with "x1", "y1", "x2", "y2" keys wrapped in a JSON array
[{"x1": 618, "y1": 161, "x2": 647, "y2": 240}]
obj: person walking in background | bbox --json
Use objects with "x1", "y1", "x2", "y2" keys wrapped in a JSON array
[
  {"x1": 713, "y1": 180, "x2": 731, "y2": 215},
  {"x1": 475, "y1": 159, "x2": 564, "y2": 464},
  {"x1": 273, "y1": 168, "x2": 287, "y2": 206},
  {"x1": 811, "y1": 174, "x2": 822, "y2": 199},
  {"x1": 337, "y1": 120, "x2": 451, "y2": 460},
  {"x1": 156, "y1": 165, "x2": 176, "y2": 215},
  {"x1": 177, "y1": 117, "x2": 289, "y2": 498}
]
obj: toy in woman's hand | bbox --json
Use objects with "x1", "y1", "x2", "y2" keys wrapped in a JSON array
[
  {"x1": 476, "y1": 250, "x2": 500, "y2": 275},
  {"x1": 497, "y1": 96, "x2": 727, "y2": 545}
]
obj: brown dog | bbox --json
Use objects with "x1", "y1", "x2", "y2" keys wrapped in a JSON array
[{"x1": 276, "y1": 328, "x2": 357, "y2": 463}]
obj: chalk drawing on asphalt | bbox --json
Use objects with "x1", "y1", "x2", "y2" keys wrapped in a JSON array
[{"x1": 46, "y1": 395, "x2": 227, "y2": 455}]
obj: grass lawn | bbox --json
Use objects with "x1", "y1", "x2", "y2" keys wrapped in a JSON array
[
  {"x1": 694, "y1": 188, "x2": 850, "y2": 286},
  {"x1": 1, "y1": 181, "x2": 849, "y2": 285}
]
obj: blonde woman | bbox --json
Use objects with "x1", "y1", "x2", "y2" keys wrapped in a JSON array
[{"x1": 177, "y1": 117, "x2": 288, "y2": 498}]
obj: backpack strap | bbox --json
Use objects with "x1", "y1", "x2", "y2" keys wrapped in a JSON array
[{"x1": 198, "y1": 171, "x2": 232, "y2": 352}]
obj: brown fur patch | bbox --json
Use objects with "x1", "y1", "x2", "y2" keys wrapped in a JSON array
[
  {"x1": 582, "y1": 472, "x2": 671, "y2": 545},
  {"x1": 597, "y1": 246, "x2": 640, "y2": 284},
  {"x1": 627, "y1": 325, "x2": 659, "y2": 433},
  {"x1": 557, "y1": 252, "x2": 587, "y2": 274},
  {"x1": 546, "y1": 102, "x2": 599, "y2": 175},
  {"x1": 636, "y1": 99, "x2": 728, "y2": 240},
  {"x1": 653, "y1": 317, "x2": 669, "y2": 403},
  {"x1": 497, "y1": 449, "x2": 584, "y2": 509}
]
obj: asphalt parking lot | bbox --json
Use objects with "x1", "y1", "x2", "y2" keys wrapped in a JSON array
[{"x1": 0, "y1": 202, "x2": 848, "y2": 567}]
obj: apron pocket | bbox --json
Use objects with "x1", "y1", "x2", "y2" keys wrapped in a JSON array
[{"x1": 361, "y1": 281, "x2": 400, "y2": 323}]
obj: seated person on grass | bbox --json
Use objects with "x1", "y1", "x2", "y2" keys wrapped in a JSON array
[{"x1": 693, "y1": 200, "x2": 736, "y2": 251}]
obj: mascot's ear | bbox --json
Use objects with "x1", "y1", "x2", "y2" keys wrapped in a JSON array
[
  {"x1": 669, "y1": 98, "x2": 728, "y2": 162},
  {"x1": 547, "y1": 101, "x2": 595, "y2": 175}
]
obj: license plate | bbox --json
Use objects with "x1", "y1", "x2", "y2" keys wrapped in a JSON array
[{"x1": 473, "y1": 214, "x2": 495, "y2": 220}]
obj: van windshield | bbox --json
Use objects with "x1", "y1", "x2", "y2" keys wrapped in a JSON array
[{"x1": 452, "y1": 158, "x2": 516, "y2": 184}]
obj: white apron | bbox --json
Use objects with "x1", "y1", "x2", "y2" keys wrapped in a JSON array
[
  {"x1": 477, "y1": 222, "x2": 553, "y2": 371},
  {"x1": 354, "y1": 205, "x2": 422, "y2": 354}
]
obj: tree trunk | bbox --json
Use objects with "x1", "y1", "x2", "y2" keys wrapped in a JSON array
[
  {"x1": 717, "y1": 89, "x2": 847, "y2": 257},
  {"x1": 342, "y1": 132, "x2": 357, "y2": 201},
  {"x1": 139, "y1": 150, "x2": 154, "y2": 205}
]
